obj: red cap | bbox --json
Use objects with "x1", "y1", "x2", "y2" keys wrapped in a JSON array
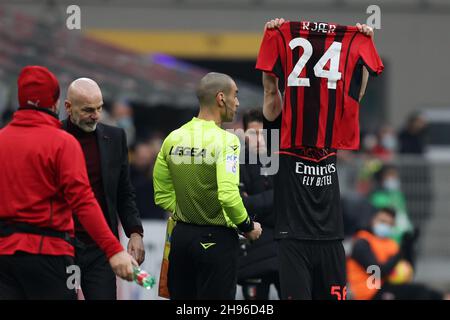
[{"x1": 17, "y1": 66, "x2": 60, "y2": 109}]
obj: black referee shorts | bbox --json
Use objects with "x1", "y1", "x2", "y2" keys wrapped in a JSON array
[
  {"x1": 0, "y1": 252, "x2": 77, "y2": 300},
  {"x1": 279, "y1": 239, "x2": 347, "y2": 300},
  {"x1": 168, "y1": 222, "x2": 239, "y2": 300}
]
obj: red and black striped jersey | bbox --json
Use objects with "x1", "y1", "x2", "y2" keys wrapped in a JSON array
[{"x1": 256, "y1": 21, "x2": 384, "y2": 150}]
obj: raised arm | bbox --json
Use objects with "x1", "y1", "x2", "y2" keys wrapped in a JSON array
[
  {"x1": 262, "y1": 72, "x2": 283, "y2": 121},
  {"x1": 355, "y1": 23, "x2": 375, "y2": 102}
]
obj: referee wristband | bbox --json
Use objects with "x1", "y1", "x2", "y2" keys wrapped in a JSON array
[{"x1": 236, "y1": 216, "x2": 254, "y2": 233}]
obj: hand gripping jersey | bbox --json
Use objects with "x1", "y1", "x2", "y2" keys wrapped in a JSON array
[{"x1": 256, "y1": 21, "x2": 384, "y2": 150}]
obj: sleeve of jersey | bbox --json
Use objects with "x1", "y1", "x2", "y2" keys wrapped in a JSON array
[
  {"x1": 153, "y1": 139, "x2": 176, "y2": 214},
  {"x1": 216, "y1": 134, "x2": 253, "y2": 233},
  {"x1": 255, "y1": 29, "x2": 283, "y2": 79},
  {"x1": 358, "y1": 36, "x2": 384, "y2": 76},
  {"x1": 58, "y1": 138, "x2": 123, "y2": 259}
]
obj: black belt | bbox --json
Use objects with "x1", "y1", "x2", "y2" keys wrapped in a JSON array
[{"x1": 0, "y1": 220, "x2": 77, "y2": 246}]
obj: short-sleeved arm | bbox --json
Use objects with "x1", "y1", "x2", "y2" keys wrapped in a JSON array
[
  {"x1": 256, "y1": 28, "x2": 283, "y2": 79},
  {"x1": 216, "y1": 133, "x2": 253, "y2": 232},
  {"x1": 358, "y1": 35, "x2": 384, "y2": 76},
  {"x1": 153, "y1": 138, "x2": 177, "y2": 214}
]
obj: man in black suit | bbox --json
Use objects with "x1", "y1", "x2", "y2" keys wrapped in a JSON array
[
  {"x1": 63, "y1": 78, "x2": 145, "y2": 300},
  {"x1": 238, "y1": 109, "x2": 280, "y2": 300}
]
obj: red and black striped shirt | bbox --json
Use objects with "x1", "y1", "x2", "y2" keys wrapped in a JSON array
[{"x1": 256, "y1": 21, "x2": 384, "y2": 150}]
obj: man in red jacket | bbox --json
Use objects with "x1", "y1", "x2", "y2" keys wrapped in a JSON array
[{"x1": 0, "y1": 66, "x2": 136, "y2": 300}]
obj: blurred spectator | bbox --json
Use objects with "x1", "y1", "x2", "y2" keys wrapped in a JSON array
[
  {"x1": 397, "y1": 113, "x2": 433, "y2": 230},
  {"x1": 238, "y1": 109, "x2": 280, "y2": 300},
  {"x1": 0, "y1": 84, "x2": 14, "y2": 128},
  {"x1": 130, "y1": 136, "x2": 167, "y2": 220},
  {"x1": 98, "y1": 107, "x2": 115, "y2": 126},
  {"x1": 1, "y1": 106, "x2": 14, "y2": 128},
  {"x1": 370, "y1": 164, "x2": 414, "y2": 244},
  {"x1": 111, "y1": 100, "x2": 136, "y2": 147},
  {"x1": 347, "y1": 208, "x2": 448, "y2": 300},
  {"x1": 0, "y1": 81, "x2": 10, "y2": 126},
  {"x1": 371, "y1": 125, "x2": 397, "y2": 161},
  {"x1": 131, "y1": 142, "x2": 153, "y2": 179},
  {"x1": 361, "y1": 132, "x2": 378, "y2": 155},
  {"x1": 341, "y1": 192, "x2": 376, "y2": 238},
  {"x1": 353, "y1": 158, "x2": 383, "y2": 196},
  {"x1": 398, "y1": 112, "x2": 427, "y2": 154}
]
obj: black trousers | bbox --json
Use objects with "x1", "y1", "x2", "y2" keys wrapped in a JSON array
[
  {"x1": 75, "y1": 243, "x2": 116, "y2": 300},
  {"x1": 168, "y1": 222, "x2": 239, "y2": 300},
  {"x1": 0, "y1": 252, "x2": 77, "y2": 300},
  {"x1": 279, "y1": 239, "x2": 347, "y2": 300}
]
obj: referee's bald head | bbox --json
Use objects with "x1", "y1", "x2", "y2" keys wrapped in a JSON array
[{"x1": 196, "y1": 72, "x2": 234, "y2": 107}]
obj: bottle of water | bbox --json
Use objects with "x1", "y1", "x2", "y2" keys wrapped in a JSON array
[{"x1": 133, "y1": 266, "x2": 156, "y2": 290}]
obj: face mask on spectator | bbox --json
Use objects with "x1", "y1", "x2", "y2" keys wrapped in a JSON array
[
  {"x1": 381, "y1": 135, "x2": 397, "y2": 151},
  {"x1": 117, "y1": 116, "x2": 133, "y2": 129},
  {"x1": 383, "y1": 177, "x2": 400, "y2": 191},
  {"x1": 373, "y1": 222, "x2": 393, "y2": 238}
]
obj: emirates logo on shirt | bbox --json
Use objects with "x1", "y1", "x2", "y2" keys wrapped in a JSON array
[
  {"x1": 295, "y1": 162, "x2": 336, "y2": 187},
  {"x1": 295, "y1": 162, "x2": 336, "y2": 175}
]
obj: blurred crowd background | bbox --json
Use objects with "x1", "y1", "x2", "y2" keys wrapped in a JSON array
[{"x1": 1, "y1": 0, "x2": 450, "y2": 296}]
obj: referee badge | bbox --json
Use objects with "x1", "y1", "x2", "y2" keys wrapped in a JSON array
[{"x1": 226, "y1": 154, "x2": 238, "y2": 174}]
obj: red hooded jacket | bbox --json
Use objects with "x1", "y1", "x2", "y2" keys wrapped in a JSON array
[{"x1": 0, "y1": 109, "x2": 123, "y2": 258}]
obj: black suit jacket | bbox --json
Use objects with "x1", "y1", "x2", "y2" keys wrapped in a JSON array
[
  {"x1": 240, "y1": 158, "x2": 275, "y2": 228},
  {"x1": 62, "y1": 120, "x2": 143, "y2": 238},
  {"x1": 238, "y1": 153, "x2": 278, "y2": 281}
]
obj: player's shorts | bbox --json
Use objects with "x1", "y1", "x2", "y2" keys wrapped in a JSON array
[{"x1": 278, "y1": 238, "x2": 347, "y2": 300}]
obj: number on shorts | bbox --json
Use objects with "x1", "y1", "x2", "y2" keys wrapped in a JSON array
[{"x1": 330, "y1": 285, "x2": 347, "y2": 300}]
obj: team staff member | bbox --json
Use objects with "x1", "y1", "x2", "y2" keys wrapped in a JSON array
[
  {"x1": 261, "y1": 19, "x2": 375, "y2": 300},
  {"x1": 238, "y1": 109, "x2": 280, "y2": 300},
  {"x1": 153, "y1": 72, "x2": 262, "y2": 300},
  {"x1": 63, "y1": 78, "x2": 145, "y2": 300},
  {"x1": 0, "y1": 66, "x2": 135, "y2": 300}
]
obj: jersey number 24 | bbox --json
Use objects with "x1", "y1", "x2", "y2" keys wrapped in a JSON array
[{"x1": 288, "y1": 38, "x2": 342, "y2": 90}]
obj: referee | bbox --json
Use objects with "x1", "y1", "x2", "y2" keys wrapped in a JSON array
[{"x1": 153, "y1": 72, "x2": 262, "y2": 300}]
